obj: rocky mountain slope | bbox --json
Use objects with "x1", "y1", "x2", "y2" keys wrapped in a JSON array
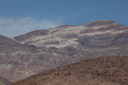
[
  {"x1": 11, "y1": 56, "x2": 128, "y2": 85},
  {"x1": 0, "y1": 76, "x2": 10, "y2": 85},
  {"x1": 14, "y1": 20, "x2": 128, "y2": 49},
  {"x1": 0, "y1": 20, "x2": 128, "y2": 82},
  {"x1": 0, "y1": 35, "x2": 65, "y2": 82}
]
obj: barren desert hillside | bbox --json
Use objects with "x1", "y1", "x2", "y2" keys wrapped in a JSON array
[{"x1": 12, "y1": 56, "x2": 128, "y2": 85}]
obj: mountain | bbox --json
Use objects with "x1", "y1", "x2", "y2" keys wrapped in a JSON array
[
  {"x1": 0, "y1": 20, "x2": 128, "y2": 82},
  {"x1": 14, "y1": 20, "x2": 128, "y2": 48},
  {"x1": 11, "y1": 56, "x2": 128, "y2": 85},
  {"x1": 0, "y1": 35, "x2": 34, "y2": 82},
  {"x1": 0, "y1": 76, "x2": 10, "y2": 85},
  {"x1": 14, "y1": 20, "x2": 128, "y2": 57},
  {"x1": 0, "y1": 34, "x2": 66, "y2": 82}
]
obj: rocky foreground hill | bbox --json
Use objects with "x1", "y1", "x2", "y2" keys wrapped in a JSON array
[
  {"x1": 11, "y1": 56, "x2": 128, "y2": 85},
  {"x1": 0, "y1": 20, "x2": 128, "y2": 82}
]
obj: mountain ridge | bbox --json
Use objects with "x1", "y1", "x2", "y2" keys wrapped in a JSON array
[
  {"x1": 13, "y1": 20, "x2": 128, "y2": 48},
  {"x1": 0, "y1": 20, "x2": 128, "y2": 82}
]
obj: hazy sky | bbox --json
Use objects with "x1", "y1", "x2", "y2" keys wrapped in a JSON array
[{"x1": 0, "y1": 0, "x2": 128, "y2": 37}]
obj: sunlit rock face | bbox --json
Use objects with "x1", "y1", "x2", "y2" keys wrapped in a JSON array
[{"x1": 0, "y1": 20, "x2": 128, "y2": 82}]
